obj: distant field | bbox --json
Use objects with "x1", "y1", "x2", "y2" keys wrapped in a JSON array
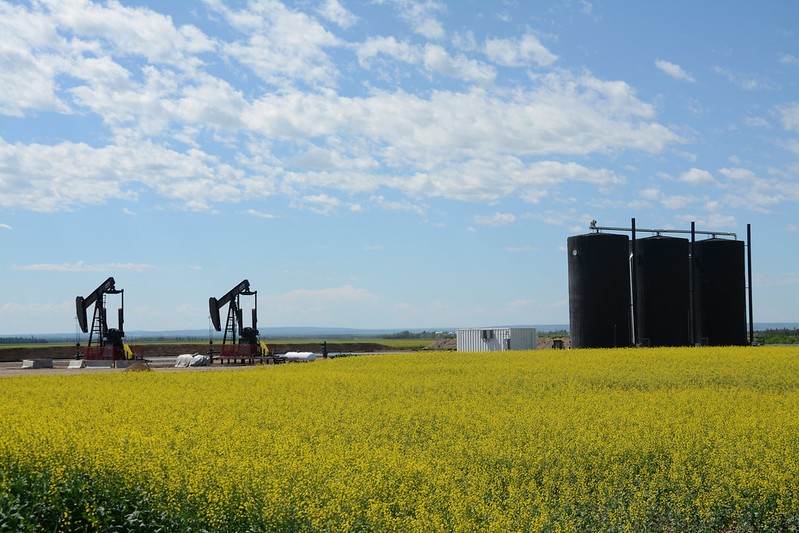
[
  {"x1": 0, "y1": 343, "x2": 75, "y2": 350},
  {"x1": 0, "y1": 338, "x2": 435, "y2": 363},
  {"x1": 270, "y1": 337, "x2": 434, "y2": 350},
  {"x1": 0, "y1": 338, "x2": 434, "y2": 350},
  {"x1": 3, "y1": 346, "x2": 799, "y2": 531}
]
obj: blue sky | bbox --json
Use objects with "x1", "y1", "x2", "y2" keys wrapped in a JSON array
[{"x1": 1, "y1": 0, "x2": 798, "y2": 335}]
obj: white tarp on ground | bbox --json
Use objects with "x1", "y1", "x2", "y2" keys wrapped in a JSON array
[
  {"x1": 191, "y1": 354, "x2": 210, "y2": 366},
  {"x1": 175, "y1": 354, "x2": 194, "y2": 367},
  {"x1": 283, "y1": 351, "x2": 316, "y2": 362},
  {"x1": 175, "y1": 353, "x2": 209, "y2": 367}
]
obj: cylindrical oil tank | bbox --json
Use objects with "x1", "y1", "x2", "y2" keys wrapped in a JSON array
[
  {"x1": 568, "y1": 233, "x2": 631, "y2": 348},
  {"x1": 634, "y1": 236, "x2": 691, "y2": 347},
  {"x1": 692, "y1": 238, "x2": 747, "y2": 346}
]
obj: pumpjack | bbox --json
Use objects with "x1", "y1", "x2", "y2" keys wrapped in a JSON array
[
  {"x1": 209, "y1": 279, "x2": 271, "y2": 363},
  {"x1": 75, "y1": 277, "x2": 126, "y2": 358}
]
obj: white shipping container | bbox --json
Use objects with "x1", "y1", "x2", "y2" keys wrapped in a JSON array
[{"x1": 456, "y1": 327, "x2": 537, "y2": 352}]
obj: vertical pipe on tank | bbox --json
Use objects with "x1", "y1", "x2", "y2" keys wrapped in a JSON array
[
  {"x1": 630, "y1": 218, "x2": 637, "y2": 346},
  {"x1": 747, "y1": 223, "x2": 754, "y2": 345},
  {"x1": 690, "y1": 221, "x2": 696, "y2": 345}
]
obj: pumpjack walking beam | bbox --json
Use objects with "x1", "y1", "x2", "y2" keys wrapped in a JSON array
[
  {"x1": 75, "y1": 276, "x2": 124, "y2": 348},
  {"x1": 209, "y1": 279, "x2": 258, "y2": 345}
]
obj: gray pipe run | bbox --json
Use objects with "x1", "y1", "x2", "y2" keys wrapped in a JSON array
[{"x1": 589, "y1": 219, "x2": 737, "y2": 240}]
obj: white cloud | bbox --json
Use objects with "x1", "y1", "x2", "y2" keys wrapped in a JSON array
[
  {"x1": 0, "y1": 301, "x2": 74, "y2": 332},
  {"x1": 578, "y1": 76, "x2": 655, "y2": 117},
  {"x1": 357, "y1": 35, "x2": 420, "y2": 66},
  {"x1": 704, "y1": 212, "x2": 737, "y2": 229},
  {"x1": 451, "y1": 30, "x2": 477, "y2": 52},
  {"x1": 780, "y1": 54, "x2": 799, "y2": 66},
  {"x1": 717, "y1": 167, "x2": 791, "y2": 210},
  {"x1": 780, "y1": 139, "x2": 799, "y2": 155},
  {"x1": 777, "y1": 102, "x2": 799, "y2": 132},
  {"x1": 712, "y1": 66, "x2": 774, "y2": 91},
  {"x1": 637, "y1": 186, "x2": 695, "y2": 210},
  {"x1": 356, "y1": 38, "x2": 495, "y2": 83},
  {"x1": 44, "y1": 0, "x2": 214, "y2": 67},
  {"x1": 678, "y1": 168, "x2": 714, "y2": 184},
  {"x1": 654, "y1": 59, "x2": 695, "y2": 82},
  {"x1": 217, "y1": 0, "x2": 343, "y2": 88},
  {"x1": 244, "y1": 209, "x2": 276, "y2": 219},
  {"x1": 265, "y1": 285, "x2": 379, "y2": 324},
  {"x1": 505, "y1": 245, "x2": 536, "y2": 253},
  {"x1": 697, "y1": 203, "x2": 739, "y2": 233},
  {"x1": 484, "y1": 34, "x2": 558, "y2": 67},
  {"x1": 676, "y1": 213, "x2": 737, "y2": 231},
  {"x1": 743, "y1": 115, "x2": 770, "y2": 128},
  {"x1": 299, "y1": 193, "x2": 344, "y2": 214},
  {"x1": 12, "y1": 261, "x2": 153, "y2": 272},
  {"x1": 290, "y1": 146, "x2": 378, "y2": 171},
  {"x1": 718, "y1": 167, "x2": 756, "y2": 182},
  {"x1": 530, "y1": 209, "x2": 582, "y2": 227},
  {"x1": 579, "y1": 1, "x2": 595, "y2": 16},
  {"x1": 0, "y1": 2, "x2": 681, "y2": 215},
  {"x1": 281, "y1": 168, "x2": 378, "y2": 197},
  {"x1": 640, "y1": 186, "x2": 660, "y2": 200},
  {"x1": 660, "y1": 194, "x2": 694, "y2": 209},
  {"x1": 423, "y1": 44, "x2": 496, "y2": 83},
  {"x1": 0, "y1": 3, "x2": 73, "y2": 115},
  {"x1": 398, "y1": 158, "x2": 624, "y2": 204},
  {"x1": 371, "y1": 195, "x2": 426, "y2": 215},
  {"x1": 238, "y1": 75, "x2": 678, "y2": 181},
  {"x1": 0, "y1": 139, "x2": 248, "y2": 212},
  {"x1": 474, "y1": 212, "x2": 517, "y2": 226},
  {"x1": 161, "y1": 74, "x2": 249, "y2": 130},
  {"x1": 317, "y1": 0, "x2": 358, "y2": 28},
  {"x1": 387, "y1": 0, "x2": 446, "y2": 40},
  {"x1": 0, "y1": 62, "x2": 675, "y2": 210},
  {"x1": 0, "y1": 223, "x2": 11, "y2": 230}
]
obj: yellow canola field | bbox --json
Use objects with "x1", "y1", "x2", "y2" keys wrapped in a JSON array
[{"x1": 2, "y1": 346, "x2": 799, "y2": 531}]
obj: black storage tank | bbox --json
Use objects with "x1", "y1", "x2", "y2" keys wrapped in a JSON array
[
  {"x1": 692, "y1": 238, "x2": 747, "y2": 346},
  {"x1": 568, "y1": 233, "x2": 631, "y2": 348},
  {"x1": 634, "y1": 236, "x2": 691, "y2": 347}
]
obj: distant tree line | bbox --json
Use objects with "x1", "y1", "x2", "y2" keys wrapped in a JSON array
[
  {"x1": 0, "y1": 336, "x2": 50, "y2": 344},
  {"x1": 130, "y1": 336, "x2": 209, "y2": 343},
  {"x1": 385, "y1": 330, "x2": 455, "y2": 339},
  {"x1": 538, "y1": 330, "x2": 569, "y2": 338},
  {"x1": 754, "y1": 328, "x2": 799, "y2": 345}
]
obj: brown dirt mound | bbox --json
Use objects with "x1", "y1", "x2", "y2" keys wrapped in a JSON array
[
  {"x1": 423, "y1": 339, "x2": 456, "y2": 351},
  {"x1": 537, "y1": 337, "x2": 571, "y2": 349},
  {"x1": 124, "y1": 361, "x2": 152, "y2": 372}
]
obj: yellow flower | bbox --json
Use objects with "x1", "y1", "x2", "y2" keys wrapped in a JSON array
[{"x1": 1, "y1": 347, "x2": 799, "y2": 530}]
